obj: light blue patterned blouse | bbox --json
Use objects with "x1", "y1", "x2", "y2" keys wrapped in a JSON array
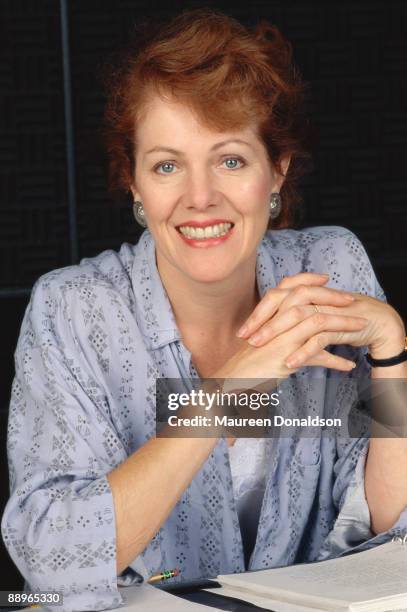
[{"x1": 2, "y1": 226, "x2": 407, "y2": 611}]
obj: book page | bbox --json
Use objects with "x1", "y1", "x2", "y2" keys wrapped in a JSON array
[
  {"x1": 217, "y1": 542, "x2": 407, "y2": 609},
  {"x1": 204, "y1": 585, "x2": 328, "y2": 611}
]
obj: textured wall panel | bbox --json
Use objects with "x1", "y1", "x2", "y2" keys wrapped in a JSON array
[{"x1": 0, "y1": 0, "x2": 68, "y2": 287}]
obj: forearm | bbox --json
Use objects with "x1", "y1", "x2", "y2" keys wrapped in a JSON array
[
  {"x1": 107, "y1": 434, "x2": 217, "y2": 575},
  {"x1": 365, "y1": 336, "x2": 407, "y2": 534}
]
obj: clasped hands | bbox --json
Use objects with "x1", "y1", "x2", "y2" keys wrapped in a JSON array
[
  {"x1": 220, "y1": 273, "x2": 405, "y2": 447},
  {"x1": 232, "y1": 272, "x2": 405, "y2": 377}
]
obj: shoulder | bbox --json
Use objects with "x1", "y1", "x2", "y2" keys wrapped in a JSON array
[
  {"x1": 21, "y1": 242, "x2": 141, "y2": 351},
  {"x1": 263, "y1": 225, "x2": 384, "y2": 298},
  {"x1": 29, "y1": 242, "x2": 138, "y2": 308},
  {"x1": 264, "y1": 225, "x2": 362, "y2": 256}
]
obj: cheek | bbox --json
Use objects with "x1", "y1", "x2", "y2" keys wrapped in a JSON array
[
  {"x1": 137, "y1": 179, "x2": 177, "y2": 221},
  {"x1": 236, "y1": 178, "x2": 270, "y2": 211},
  {"x1": 143, "y1": 200, "x2": 174, "y2": 223},
  {"x1": 134, "y1": 189, "x2": 178, "y2": 235}
]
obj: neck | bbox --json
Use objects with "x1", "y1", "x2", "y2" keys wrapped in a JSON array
[{"x1": 156, "y1": 251, "x2": 260, "y2": 343}]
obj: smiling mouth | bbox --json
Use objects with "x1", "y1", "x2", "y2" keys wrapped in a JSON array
[{"x1": 176, "y1": 222, "x2": 234, "y2": 240}]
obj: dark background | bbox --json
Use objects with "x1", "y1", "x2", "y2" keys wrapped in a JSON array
[{"x1": 1, "y1": 0, "x2": 406, "y2": 592}]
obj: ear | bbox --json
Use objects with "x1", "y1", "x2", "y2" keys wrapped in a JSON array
[
  {"x1": 274, "y1": 154, "x2": 292, "y2": 191},
  {"x1": 280, "y1": 154, "x2": 291, "y2": 177},
  {"x1": 129, "y1": 184, "x2": 139, "y2": 201}
]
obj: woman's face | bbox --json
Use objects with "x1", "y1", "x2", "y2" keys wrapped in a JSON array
[{"x1": 132, "y1": 95, "x2": 289, "y2": 284}]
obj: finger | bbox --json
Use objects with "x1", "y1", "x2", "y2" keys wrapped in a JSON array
[
  {"x1": 304, "y1": 349, "x2": 357, "y2": 372},
  {"x1": 236, "y1": 287, "x2": 289, "y2": 338},
  {"x1": 248, "y1": 303, "x2": 360, "y2": 347},
  {"x1": 285, "y1": 327, "x2": 367, "y2": 368},
  {"x1": 237, "y1": 282, "x2": 354, "y2": 339},
  {"x1": 277, "y1": 284, "x2": 355, "y2": 314},
  {"x1": 236, "y1": 274, "x2": 330, "y2": 339},
  {"x1": 278, "y1": 272, "x2": 329, "y2": 290}
]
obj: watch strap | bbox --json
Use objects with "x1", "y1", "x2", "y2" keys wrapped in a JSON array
[{"x1": 366, "y1": 337, "x2": 407, "y2": 367}]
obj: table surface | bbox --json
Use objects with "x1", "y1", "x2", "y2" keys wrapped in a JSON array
[
  {"x1": 180, "y1": 589, "x2": 268, "y2": 611},
  {"x1": 161, "y1": 582, "x2": 270, "y2": 611}
]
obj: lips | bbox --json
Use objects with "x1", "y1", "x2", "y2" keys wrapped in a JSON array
[
  {"x1": 175, "y1": 219, "x2": 235, "y2": 246},
  {"x1": 176, "y1": 219, "x2": 234, "y2": 229}
]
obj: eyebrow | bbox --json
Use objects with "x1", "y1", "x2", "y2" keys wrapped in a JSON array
[{"x1": 145, "y1": 139, "x2": 254, "y2": 156}]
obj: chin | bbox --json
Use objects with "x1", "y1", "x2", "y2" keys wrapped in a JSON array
[{"x1": 184, "y1": 266, "x2": 235, "y2": 284}]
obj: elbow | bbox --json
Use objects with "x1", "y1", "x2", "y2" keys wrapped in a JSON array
[
  {"x1": 2, "y1": 497, "x2": 123, "y2": 611},
  {"x1": 2, "y1": 495, "x2": 56, "y2": 588}
]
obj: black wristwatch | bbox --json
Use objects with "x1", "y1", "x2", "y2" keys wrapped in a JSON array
[{"x1": 366, "y1": 337, "x2": 407, "y2": 367}]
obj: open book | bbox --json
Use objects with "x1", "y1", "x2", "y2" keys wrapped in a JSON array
[{"x1": 214, "y1": 541, "x2": 407, "y2": 611}]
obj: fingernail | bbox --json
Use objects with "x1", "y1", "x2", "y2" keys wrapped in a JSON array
[
  {"x1": 248, "y1": 333, "x2": 262, "y2": 346},
  {"x1": 343, "y1": 294, "x2": 355, "y2": 301},
  {"x1": 350, "y1": 362, "x2": 357, "y2": 369},
  {"x1": 285, "y1": 359, "x2": 298, "y2": 368},
  {"x1": 236, "y1": 324, "x2": 248, "y2": 337}
]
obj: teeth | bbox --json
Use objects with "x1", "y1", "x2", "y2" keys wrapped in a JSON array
[{"x1": 179, "y1": 223, "x2": 232, "y2": 239}]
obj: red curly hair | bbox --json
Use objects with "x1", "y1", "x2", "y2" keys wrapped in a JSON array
[{"x1": 101, "y1": 8, "x2": 316, "y2": 229}]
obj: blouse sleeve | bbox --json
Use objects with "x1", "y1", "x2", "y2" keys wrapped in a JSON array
[
  {"x1": 317, "y1": 229, "x2": 407, "y2": 560},
  {"x1": 1, "y1": 276, "x2": 142, "y2": 610}
]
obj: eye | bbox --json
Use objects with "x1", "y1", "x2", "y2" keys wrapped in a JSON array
[
  {"x1": 222, "y1": 157, "x2": 245, "y2": 170},
  {"x1": 154, "y1": 161, "x2": 176, "y2": 174}
]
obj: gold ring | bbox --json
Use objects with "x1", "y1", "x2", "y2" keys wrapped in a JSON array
[{"x1": 313, "y1": 304, "x2": 319, "y2": 313}]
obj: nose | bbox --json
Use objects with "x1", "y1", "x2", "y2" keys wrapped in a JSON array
[{"x1": 183, "y1": 166, "x2": 219, "y2": 211}]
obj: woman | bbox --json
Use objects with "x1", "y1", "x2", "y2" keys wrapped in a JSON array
[{"x1": 2, "y1": 8, "x2": 407, "y2": 611}]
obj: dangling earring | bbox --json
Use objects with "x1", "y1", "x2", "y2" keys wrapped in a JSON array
[
  {"x1": 269, "y1": 192, "x2": 282, "y2": 219},
  {"x1": 133, "y1": 200, "x2": 147, "y2": 228}
]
